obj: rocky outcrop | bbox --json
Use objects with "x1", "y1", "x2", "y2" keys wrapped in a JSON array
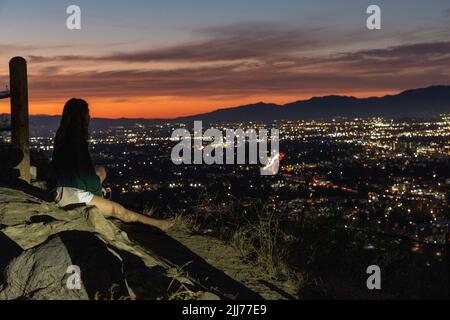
[{"x1": 0, "y1": 187, "x2": 210, "y2": 300}]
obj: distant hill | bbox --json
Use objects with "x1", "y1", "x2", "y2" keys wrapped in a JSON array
[
  {"x1": 4, "y1": 85, "x2": 448, "y2": 133},
  {"x1": 177, "y1": 86, "x2": 450, "y2": 123},
  {"x1": 27, "y1": 115, "x2": 162, "y2": 133}
]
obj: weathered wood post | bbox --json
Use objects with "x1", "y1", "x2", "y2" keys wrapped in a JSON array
[{"x1": 9, "y1": 57, "x2": 31, "y2": 183}]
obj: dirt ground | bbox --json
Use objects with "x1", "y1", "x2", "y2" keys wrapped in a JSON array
[{"x1": 117, "y1": 222, "x2": 299, "y2": 300}]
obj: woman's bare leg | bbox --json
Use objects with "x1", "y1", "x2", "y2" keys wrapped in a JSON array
[
  {"x1": 88, "y1": 195, "x2": 175, "y2": 231},
  {"x1": 95, "y1": 166, "x2": 107, "y2": 184}
]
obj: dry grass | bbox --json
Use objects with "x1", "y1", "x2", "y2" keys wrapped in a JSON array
[
  {"x1": 167, "y1": 284, "x2": 202, "y2": 300},
  {"x1": 174, "y1": 194, "x2": 293, "y2": 280},
  {"x1": 166, "y1": 261, "x2": 204, "y2": 300},
  {"x1": 232, "y1": 204, "x2": 289, "y2": 279},
  {"x1": 173, "y1": 193, "x2": 307, "y2": 293},
  {"x1": 94, "y1": 284, "x2": 131, "y2": 300},
  {"x1": 174, "y1": 212, "x2": 202, "y2": 234},
  {"x1": 143, "y1": 205, "x2": 156, "y2": 217}
]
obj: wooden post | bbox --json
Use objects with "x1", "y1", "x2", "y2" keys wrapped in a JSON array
[{"x1": 9, "y1": 57, "x2": 31, "y2": 183}]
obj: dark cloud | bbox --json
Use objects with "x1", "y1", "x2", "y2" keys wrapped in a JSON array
[
  {"x1": 348, "y1": 41, "x2": 450, "y2": 58},
  {"x1": 107, "y1": 26, "x2": 315, "y2": 62},
  {"x1": 329, "y1": 41, "x2": 450, "y2": 72},
  {"x1": 28, "y1": 51, "x2": 450, "y2": 102},
  {"x1": 1, "y1": 44, "x2": 39, "y2": 56},
  {"x1": 23, "y1": 23, "x2": 450, "y2": 102},
  {"x1": 29, "y1": 23, "x2": 326, "y2": 64},
  {"x1": 27, "y1": 27, "x2": 450, "y2": 75}
]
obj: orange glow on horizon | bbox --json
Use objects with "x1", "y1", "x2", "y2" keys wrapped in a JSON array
[{"x1": 2, "y1": 90, "x2": 399, "y2": 119}]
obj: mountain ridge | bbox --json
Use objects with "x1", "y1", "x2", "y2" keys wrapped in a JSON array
[
  {"x1": 178, "y1": 85, "x2": 450, "y2": 123},
  {"x1": 2, "y1": 85, "x2": 448, "y2": 132}
]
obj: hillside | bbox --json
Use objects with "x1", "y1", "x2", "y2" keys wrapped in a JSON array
[
  {"x1": 18, "y1": 86, "x2": 450, "y2": 133},
  {"x1": 178, "y1": 86, "x2": 450, "y2": 122},
  {"x1": 0, "y1": 187, "x2": 295, "y2": 300}
]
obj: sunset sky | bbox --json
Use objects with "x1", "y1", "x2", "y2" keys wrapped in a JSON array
[{"x1": 1, "y1": 0, "x2": 450, "y2": 118}]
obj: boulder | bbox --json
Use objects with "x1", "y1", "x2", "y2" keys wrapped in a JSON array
[
  {"x1": 0, "y1": 231, "x2": 128, "y2": 300},
  {"x1": 0, "y1": 187, "x2": 206, "y2": 300}
]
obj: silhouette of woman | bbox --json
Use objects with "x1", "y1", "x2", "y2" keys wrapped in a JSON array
[{"x1": 51, "y1": 98, "x2": 175, "y2": 231}]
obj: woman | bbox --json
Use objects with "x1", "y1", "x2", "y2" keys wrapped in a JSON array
[{"x1": 51, "y1": 98, "x2": 175, "y2": 231}]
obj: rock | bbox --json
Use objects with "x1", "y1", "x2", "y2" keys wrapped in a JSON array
[
  {"x1": 196, "y1": 291, "x2": 221, "y2": 300},
  {"x1": 0, "y1": 231, "x2": 128, "y2": 300},
  {"x1": 0, "y1": 187, "x2": 213, "y2": 300}
]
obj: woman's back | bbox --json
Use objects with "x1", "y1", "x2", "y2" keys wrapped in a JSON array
[
  {"x1": 52, "y1": 139, "x2": 101, "y2": 196},
  {"x1": 51, "y1": 99, "x2": 102, "y2": 196}
]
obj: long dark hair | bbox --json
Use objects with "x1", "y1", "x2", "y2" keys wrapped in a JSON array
[
  {"x1": 54, "y1": 98, "x2": 90, "y2": 148},
  {"x1": 50, "y1": 98, "x2": 91, "y2": 188}
]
